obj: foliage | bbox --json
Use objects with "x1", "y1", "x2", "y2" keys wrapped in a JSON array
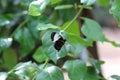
[
  {"x1": 111, "y1": 75, "x2": 120, "y2": 80},
  {"x1": 0, "y1": 0, "x2": 120, "y2": 80},
  {"x1": 110, "y1": 0, "x2": 120, "y2": 27}
]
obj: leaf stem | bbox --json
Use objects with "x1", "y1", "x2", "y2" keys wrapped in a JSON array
[
  {"x1": 63, "y1": 5, "x2": 84, "y2": 31},
  {"x1": 10, "y1": 18, "x2": 28, "y2": 37},
  {"x1": 43, "y1": 58, "x2": 50, "y2": 69},
  {"x1": 67, "y1": 53, "x2": 75, "y2": 58},
  {"x1": 78, "y1": 5, "x2": 92, "y2": 10}
]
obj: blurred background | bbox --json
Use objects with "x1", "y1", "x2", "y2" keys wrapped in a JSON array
[{"x1": 93, "y1": 5, "x2": 120, "y2": 78}]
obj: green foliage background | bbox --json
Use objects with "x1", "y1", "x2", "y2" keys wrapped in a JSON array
[{"x1": 0, "y1": 0, "x2": 120, "y2": 80}]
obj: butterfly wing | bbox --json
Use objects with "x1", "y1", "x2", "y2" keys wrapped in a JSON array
[{"x1": 51, "y1": 32, "x2": 66, "y2": 51}]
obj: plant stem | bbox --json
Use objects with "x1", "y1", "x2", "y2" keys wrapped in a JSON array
[
  {"x1": 43, "y1": 58, "x2": 50, "y2": 69},
  {"x1": 67, "y1": 53, "x2": 75, "y2": 58},
  {"x1": 32, "y1": 75, "x2": 36, "y2": 80},
  {"x1": 63, "y1": 5, "x2": 84, "y2": 31},
  {"x1": 78, "y1": 5, "x2": 92, "y2": 10},
  {"x1": 10, "y1": 18, "x2": 28, "y2": 37}
]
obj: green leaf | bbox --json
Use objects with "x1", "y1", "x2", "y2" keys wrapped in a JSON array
[
  {"x1": 67, "y1": 32, "x2": 93, "y2": 56},
  {"x1": 38, "y1": 63, "x2": 54, "y2": 69},
  {"x1": 83, "y1": 66, "x2": 99, "y2": 80},
  {"x1": 3, "y1": 48, "x2": 17, "y2": 69},
  {"x1": 97, "y1": 0, "x2": 110, "y2": 7},
  {"x1": 48, "y1": 11, "x2": 60, "y2": 24},
  {"x1": 28, "y1": 0, "x2": 50, "y2": 16},
  {"x1": 1, "y1": 0, "x2": 7, "y2": 8},
  {"x1": 0, "y1": 38, "x2": 12, "y2": 52},
  {"x1": 81, "y1": 18, "x2": 106, "y2": 41},
  {"x1": 81, "y1": 18, "x2": 119, "y2": 47},
  {"x1": 62, "y1": 21, "x2": 95, "y2": 46},
  {"x1": 61, "y1": 21, "x2": 80, "y2": 35},
  {"x1": 14, "y1": 28, "x2": 35, "y2": 58},
  {"x1": 111, "y1": 75, "x2": 120, "y2": 80},
  {"x1": 81, "y1": 0, "x2": 96, "y2": 5},
  {"x1": 58, "y1": 7, "x2": 76, "y2": 21},
  {"x1": 61, "y1": 21, "x2": 91, "y2": 54},
  {"x1": 50, "y1": 0, "x2": 62, "y2": 5},
  {"x1": 33, "y1": 46, "x2": 48, "y2": 63},
  {"x1": 67, "y1": 33, "x2": 87, "y2": 56},
  {"x1": 36, "y1": 23, "x2": 60, "y2": 31},
  {"x1": 28, "y1": 22, "x2": 40, "y2": 39},
  {"x1": 0, "y1": 72, "x2": 8, "y2": 80},
  {"x1": 105, "y1": 39, "x2": 120, "y2": 47},
  {"x1": 63, "y1": 60, "x2": 87, "y2": 80},
  {"x1": 11, "y1": 61, "x2": 38, "y2": 80},
  {"x1": 68, "y1": 43, "x2": 85, "y2": 56},
  {"x1": 67, "y1": 33, "x2": 92, "y2": 46},
  {"x1": 55, "y1": 5, "x2": 73, "y2": 10},
  {"x1": 13, "y1": 61, "x2": 38, "y2": 70},
  {"x1": 41, "y1": 30, "x2": 68, "y2": 63},
  {"x1": 6, "y1": 74, "x2": 20, "y2": 80},
  {"x1": 36, "y1": 66, "x2": 64, "y2": 80},
  {"x1": 90, "y1": 58, "x2": 104, "y2": 74},
  {"x1": 109, "y1": 0, "x2": 120, "y2": 27},
  {"x1": 61, "y1": 31, "x2": 91, "y2": 56},
  {"x1": 0, "y1": 15, "x2": 10, "y2": 26}
]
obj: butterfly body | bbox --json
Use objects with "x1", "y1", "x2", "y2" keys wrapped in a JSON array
[{"x1": 51, "y1": 32, "x2": 66, "y2": 51}]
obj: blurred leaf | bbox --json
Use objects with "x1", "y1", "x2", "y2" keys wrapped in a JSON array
[
  {"x1": 97, "y1": 0, "x2": 110, "y2": 7},
  {"x1": 50, "y1": 0, "x2": 62, "y2": 5},
  {"x1": 55, "y1": 5, "x2": 73, "y2": 10},
  {"x1": 90, "y1": 58, "x2": 104, "y2": 74},
  {"x1": 36, "y1": 23, "x2": 60, "y2": 31},
  {"x1": 14, "y1": 28, "x2": 35, "y2": 58},
  {"x1": 27, "y1": 15, "x2": 48, "y2": 39},
  {"x1": 3, "y1": 48, "x2": 17, "y2": 70},
  {"x1": 83, "y1": 66, "x2": 99, "y2": 80},
  {"x1": 81, "y1": 18, "x2": 106, "y2": 41},
  {"x1": 1, "y1": 0, "x2": 7, "y2": 8},
  {"x1": 6, "y1": 74, "x2": 20, "y2": 80},
  {"x1": 109, "y1": 0, "x2": 120, "y2": 27},
  {"x1": 63, "y1": 60, "x2": 87, "y2": 80},
  {"x1": 0, "y1": 15, "x2": 10, "y2": 26},
  {"x1": 13, "y1": 61, "x2": 37, "y2": 70},
  {"x1": 0, "y1": 72, "x2": 8, "y2": 80},
  {"x1": 19, "y1": 0, "x2": 33, "y2": 7},
  {"x1": 58, "y1": 8, "x2": 75, "y2": 21},
  {"x1": 10, "y1": 61, "x2": 38, "y2": 80},
  {"x1": 28, "y1": 24, "x2": 40, "y2": 39},
  {"x1": 33, "y1": 46, "x2": 48, "y2": 63},
  {"x1": 28, "y1": 0, "x2": 50, "y2": 16},
  {"x1": 81, "y1": 0, "x2": 96, "y2": 5},
  {"x1": 49, "y1": 11, "x2": 60, "y2": 24},
  {"x1": 0, "y1": 38, "x2": 12, "y2": 52},
  {"x1": 36, "y1": 66, "x2": 64, "y2": 80},
  {"x1": 42, "y1": 30, "x2": 68, "y2": 63},
  {"x1": 111, "y1": 75, "x2": 120, "y2": 80}
]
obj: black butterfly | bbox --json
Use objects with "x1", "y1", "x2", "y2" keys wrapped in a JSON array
[{"x1": 51, "y1": 32, "x2": 66, "y2": 51}]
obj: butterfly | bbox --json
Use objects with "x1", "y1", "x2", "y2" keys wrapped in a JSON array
[{"x1": 51, "y1": 32, "x2": 66, "y2": 51}]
